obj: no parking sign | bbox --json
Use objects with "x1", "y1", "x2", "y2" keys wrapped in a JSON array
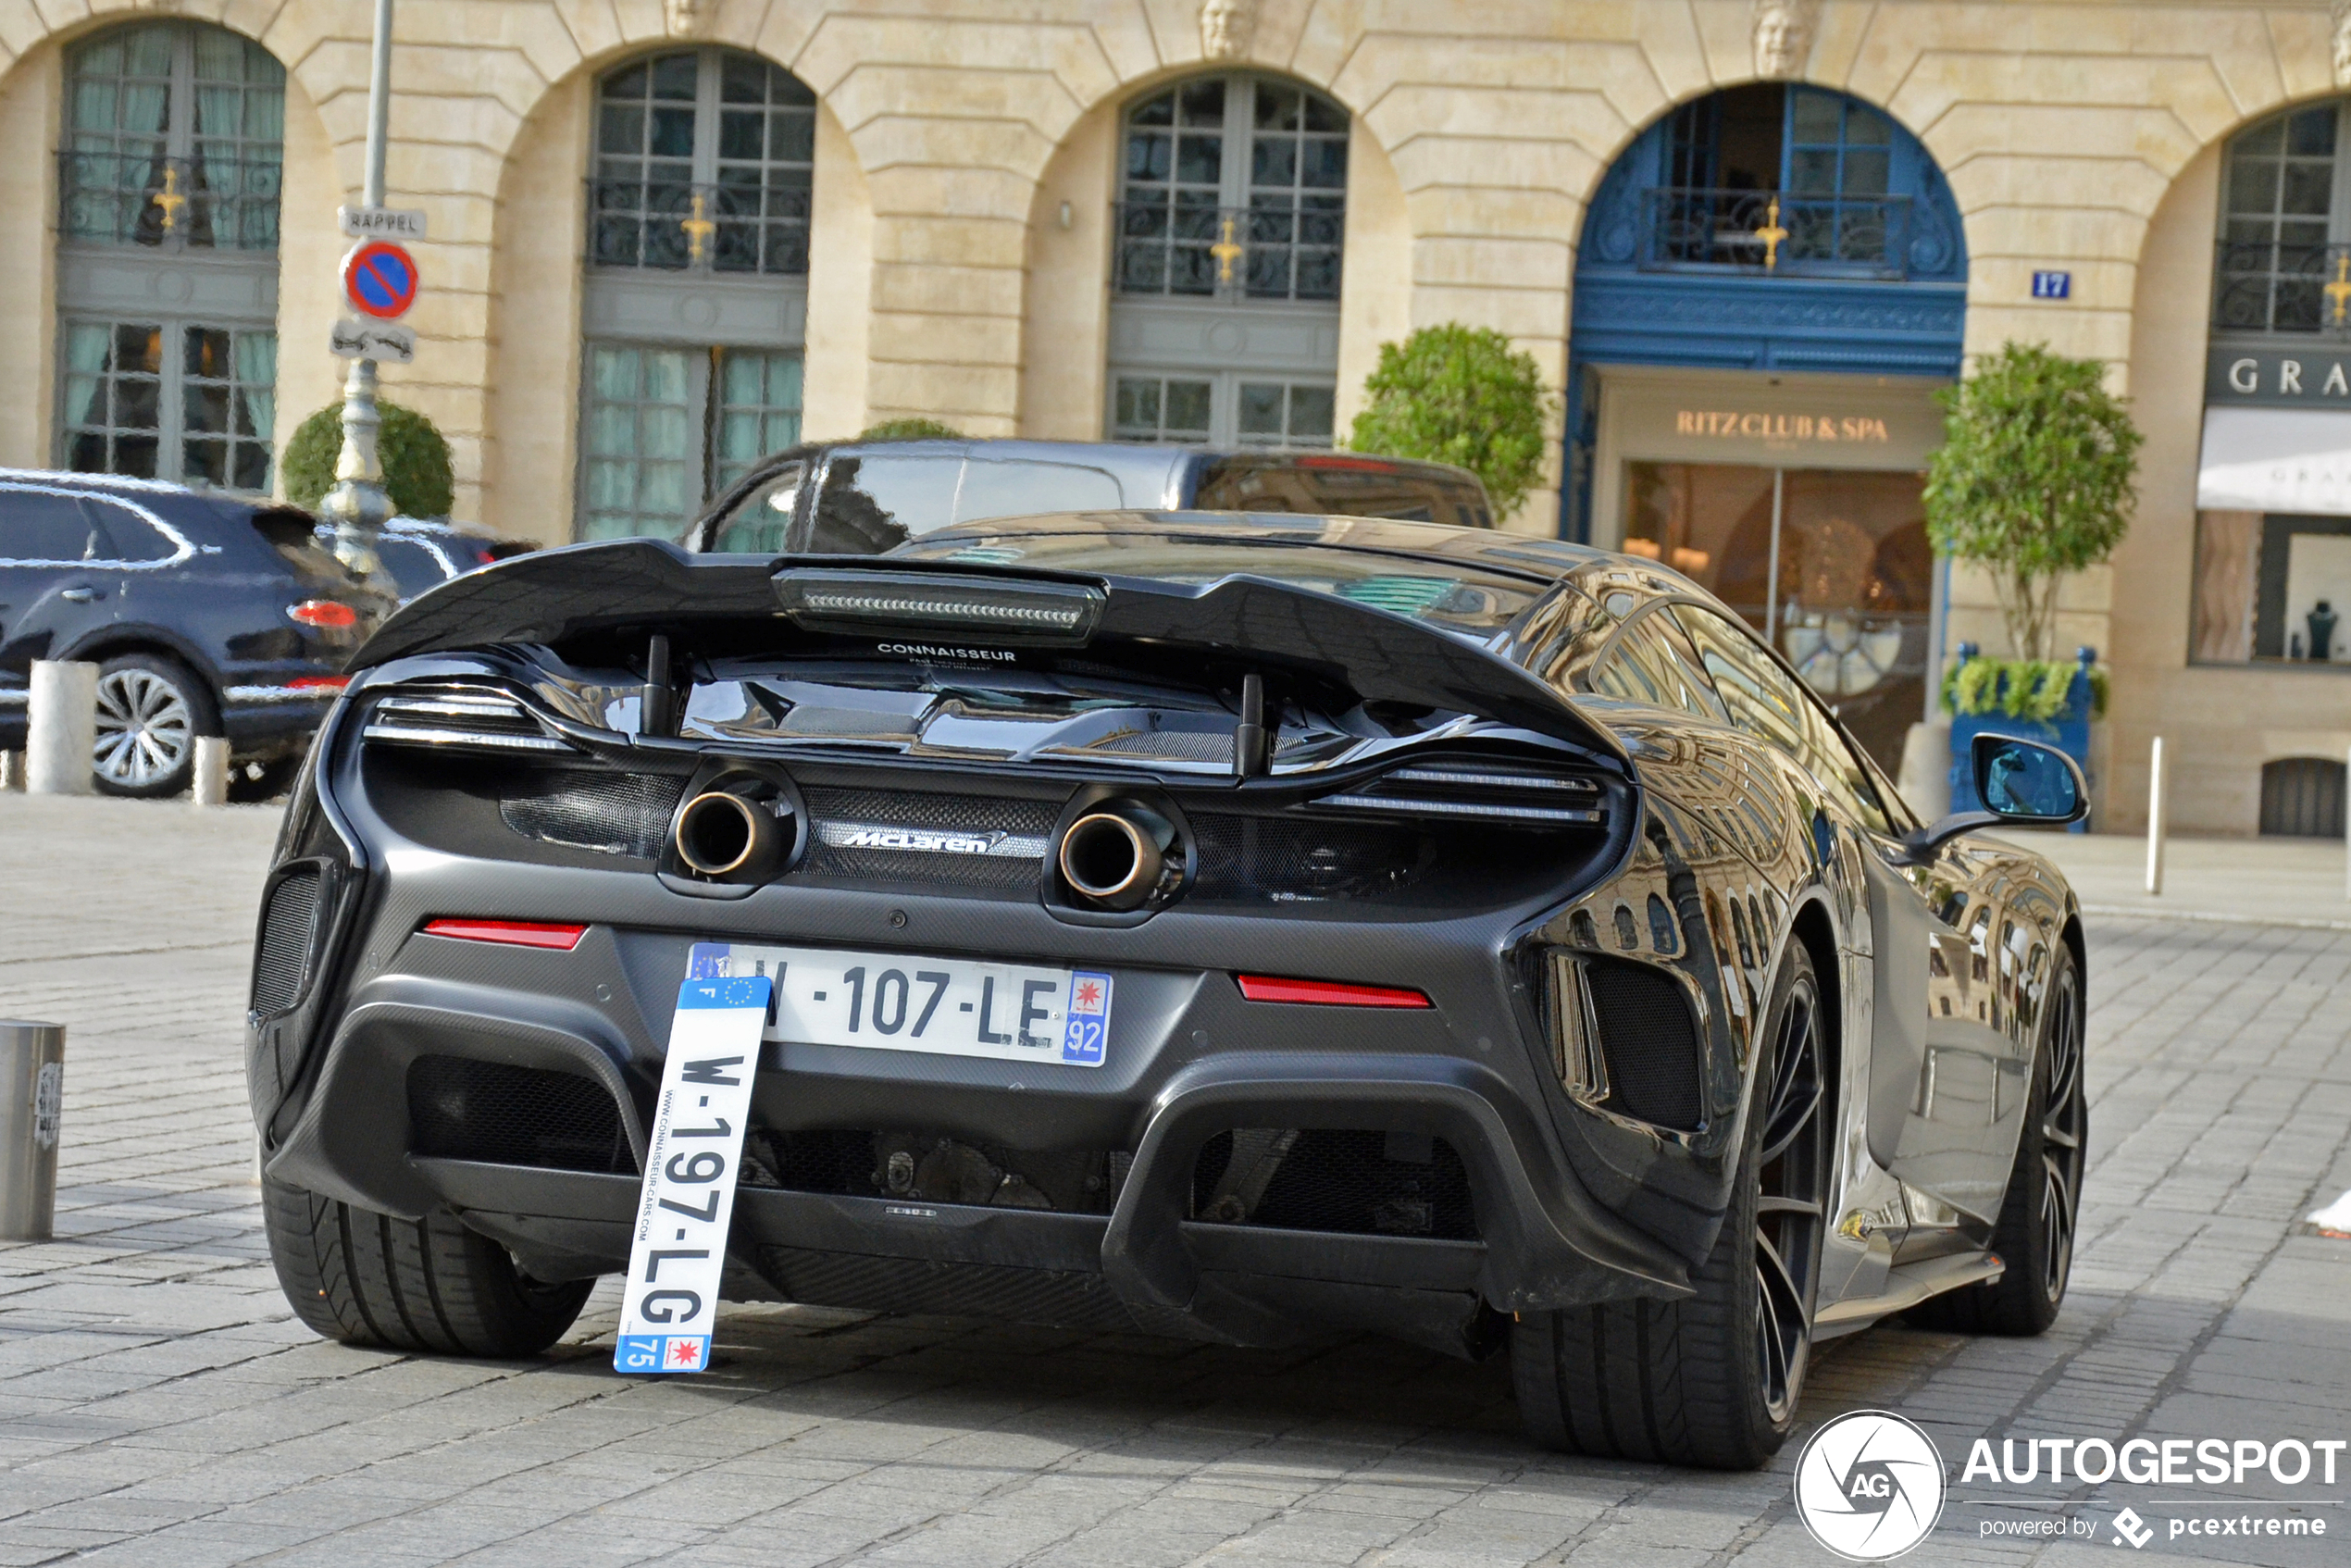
[{"x1": 342, "y1": 240, "x2": 419, "y2": 320}]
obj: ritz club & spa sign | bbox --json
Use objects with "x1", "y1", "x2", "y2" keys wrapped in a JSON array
[{"x1": 1675, "y1": 408, "x2": 1894, "y2": 443}]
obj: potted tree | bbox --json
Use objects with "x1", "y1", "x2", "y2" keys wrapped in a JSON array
[
  {"x1": 1349, "y1": 324, "x2": 1554, "y2": 518},
  {"x1": 1922, "y1": 342, "x2": 2140, "y2": 819}
]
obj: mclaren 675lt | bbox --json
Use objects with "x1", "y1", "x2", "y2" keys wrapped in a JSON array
[{"x1": 248, "y1": 511, "x2": 2091, "y2": 1469}]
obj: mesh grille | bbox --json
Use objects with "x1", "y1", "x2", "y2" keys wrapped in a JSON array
[
  {"x1": 251, "y1": 868, "x2": 322, "y2": 1016},
  {"x1": 799, "y1": 787, "x2": 1055, "y2": 890},
  {"x1": 405, "y1": 1055, "x2": 634, "y2": 1174},
  {"x1": 1192, "y1": 1128, "x2": 1476, "y2": 1239},
  {"x1": 753, "y1": 1128, "x2": 876, "y2": 1194},
  {"x1": 1586, "y1": 961, "x2": 1703, "y2": 1130},
  {"x1": 1189, "y1": 815, "x2": 1434, "y2": 902},
  {"x1": 1073, "y1": 729, "x2": 1235, "y2": 764},
  {"x1": 755, "y1": 1246, "x2": 1137, "y2": 1331},
  {"x1": 500, "y1": 769, "x2": 686, "y2": 860}
]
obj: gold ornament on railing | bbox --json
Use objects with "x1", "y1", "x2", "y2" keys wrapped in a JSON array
[
  {"x1": 154, "y1": 166, "x2": 188, "y2": 233},
  {"x1": 2326, "y1": 254, "x2": 2351, "y2": 327},
  {"x1": 1751, "y1": 195, "x2": 1788, "y2": 271},
  {"x1": 680, "y1": 191, "x2": 715, "y2": 265}
]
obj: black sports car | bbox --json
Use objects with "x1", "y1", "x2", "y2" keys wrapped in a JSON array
[{"x1": 249, "y1": 513, "x2": 2089, "y2": 1469}]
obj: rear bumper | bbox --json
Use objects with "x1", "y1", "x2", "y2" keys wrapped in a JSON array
[{"x1": 260, "y1": 937, "x2": 1697, "y2": 1357}]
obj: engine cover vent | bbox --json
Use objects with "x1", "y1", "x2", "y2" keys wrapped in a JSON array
[
  {"x1": 1313, "y1": 756, "x2": 1606, "y2": 827},
  {"x1": 364, "y1": 689, "x2": 577, "y2": 755}
]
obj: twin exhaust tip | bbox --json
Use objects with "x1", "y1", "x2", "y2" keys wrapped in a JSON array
[
  {"x1": 1058, "y1": 805, "x2": 1179, "y2": 912},
  {"x1": 676, "y1": 788, "x2": 1182, "y2": 910},
  {"x1": 675, "y1": 789, "x2": 792, "y2": 881}
]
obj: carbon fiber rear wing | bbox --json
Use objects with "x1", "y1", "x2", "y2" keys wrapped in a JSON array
[{"x1": 349, "y1": 539, "x2": 1627, "y2": 766}]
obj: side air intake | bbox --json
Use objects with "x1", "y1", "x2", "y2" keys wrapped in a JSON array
[
  {"x1": 251, "y1": 867, "x2": 322, "y2": 1017},
  {"x1": 1581, "y1": 959, "x2": 1704, "y2": 1131}
]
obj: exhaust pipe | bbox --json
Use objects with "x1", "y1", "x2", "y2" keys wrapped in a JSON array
[
  {"x1": 1058, "y1": 807, "x2": 1174, "y2": 911},
  {"x1": 674, "y1": 790, "x2": 790, "y2": 881}
]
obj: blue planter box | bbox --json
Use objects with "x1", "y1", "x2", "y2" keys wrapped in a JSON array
[{"x1": 1947, "y1": 651, "x2": 2097, "y2": 831}]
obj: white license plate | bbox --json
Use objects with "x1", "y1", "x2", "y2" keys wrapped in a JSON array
[{"x1": 686, "y1": 941, "x2": 1113, "y2": 1068}]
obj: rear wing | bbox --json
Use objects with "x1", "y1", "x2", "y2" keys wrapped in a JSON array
[{"x1": 349, "y1": 539, "x2": 1627, "y2": 766}]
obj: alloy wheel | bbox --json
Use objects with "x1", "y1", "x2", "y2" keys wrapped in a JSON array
[
  {"x1": 2037, "y1": 970, "x2": 2085, "y2": 1305},
  {"x1": 93, "y1": 667, "x2": 195, "y2": 790},
  {"x1": 1754, "y1": 977, "x2": 1829, "y2": 1424}
]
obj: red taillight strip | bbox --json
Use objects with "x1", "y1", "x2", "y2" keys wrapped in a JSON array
[
  {"x1": 1236, "y1": 974, "x2": 1432, "y2": 1008},
  {"x1": 421, "y1": 918, "x2": 587, "y2": 951}
]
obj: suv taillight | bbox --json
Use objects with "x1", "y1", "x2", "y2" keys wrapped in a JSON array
[{"x1": 289, "y1": 600, "x2": 358, "y2": 628}]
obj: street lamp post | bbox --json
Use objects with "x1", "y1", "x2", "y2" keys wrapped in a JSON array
[{"x1": 320, "y1": 0, "x2": 396, "y2": 570}]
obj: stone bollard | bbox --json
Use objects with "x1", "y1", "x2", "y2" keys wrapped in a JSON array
[
  {"x1": 0, "y1": 1021, "x2": 65, "y2": 1241},
  {"x1": 26, "y1": 660, "x2": 98, "y2": 796},
  {"x1": 192, "y1": 737, "x2": 230, "y2": 806}
]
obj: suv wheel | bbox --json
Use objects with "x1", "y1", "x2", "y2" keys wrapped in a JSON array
[
  {"x1": 1511, "y1": 942, "x2": 1833, "y2": 1469},
  {"x1": 92, "y1": 653, "x2": 218, "y2": 798},
  {"x1": 263, "y1": 1177, "x2": 591, "y2": 1357},
  {"x1": 1907, "y1": 944, "x2": 2084, "y2": 1336}
]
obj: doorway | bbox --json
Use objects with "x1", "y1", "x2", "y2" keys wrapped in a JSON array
[{"x1": 1624, "y1": 461, "x2": 1932, "y2": 770}]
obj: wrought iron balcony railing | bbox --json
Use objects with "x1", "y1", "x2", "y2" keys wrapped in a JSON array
[
  {"x1": 1635, "y1": 187, "x2": 1915, "y2": 279},
  {"x1": 587, "y1": 176, "x2": 811, "y2": 276},
  {"x1": 2213, "y1": 240, "x2": 2351, "y2": 335},
  {"x1": 57, "y1": 149, "x2": 281, "y2": 252},
  {"x1": 1113, "y1": 199, "x2": 1344, "y2": 303}
]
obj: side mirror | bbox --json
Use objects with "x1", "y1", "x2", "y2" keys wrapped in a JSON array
[
  {"x1": 1972, "y1": 733, "x2": 2087, "y2": 824},
  {"x1": 1897, "y1": 735, "x2": 2088, "y2": 863}
]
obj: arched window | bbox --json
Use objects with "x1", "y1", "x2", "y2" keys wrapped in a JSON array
[
  {"x1": 1107, "y1": 73, "x2": 1347, "y2": 450},
  {"x1": 2213, "y1": 104, "x2": 2344, "y2": 334},
  {"x1": 56, "y1": 23, "x2": 283, "y2": 489},
  {"x1": 578, "y1": 48, "x2": 815, "y2": 540}
]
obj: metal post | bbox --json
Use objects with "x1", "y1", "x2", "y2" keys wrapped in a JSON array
[
  {"x1": 319, "y1": 0, "x2": 397, "y2": 569},
  {"x1": 192, "y1": 737, "x2": 230, "y2": 806},
  {"x1": 26, "y1": 660, "x2": 97, "y2": 796},
  {"x1": 2145, "y1": 736, "x2": 2168, "y2": 897},
  {"x1": 0, "y1": 1022, "x2": 65, "y2": 1241},
  {"x1": 1764, "y1": 468, "x2": 1784, "y2": 646}
]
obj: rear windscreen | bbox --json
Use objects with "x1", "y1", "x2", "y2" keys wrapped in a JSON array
[
  {"x1": 1195, "y1": 455, "x2": 1493, "y2": 529},
  {"x1": 805, "y1": 454, "x2": 1128, "y2": 554},
  {"x1": 893, "y1": 528, "x2": 1545, "y2": 636},
  {"x1": 249, "y1": 507, "x2": 352, "y2": 577}
]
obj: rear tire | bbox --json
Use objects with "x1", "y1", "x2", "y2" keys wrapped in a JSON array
[
  {"x1": 262, "y1": 1176, "x2": 591, "y2": 1357},
  {"x1": 1511, "y1": 943, "x2": 1832, "y2": 1470},
  {"x1": 1907, "y1": 944, "x2": 2084, "y2": 1336}
]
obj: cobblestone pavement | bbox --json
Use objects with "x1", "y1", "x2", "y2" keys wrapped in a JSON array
[{"x1": 2, "y1": 795, "x2": 2347, "y2": 1566}]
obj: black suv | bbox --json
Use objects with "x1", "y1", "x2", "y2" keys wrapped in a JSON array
[
  {"x1": 0, "y1": 471, "x2": 393, "y2": 795},
  {"x1": 686, "y1": 439, "x2": 1496, "y2": 554}
]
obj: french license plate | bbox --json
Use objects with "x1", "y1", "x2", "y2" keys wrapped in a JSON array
[
  {"x1": 615, "y1": 973, "x2": 769, "y2": 1376},
  {"x1": 687, "y1": 941, "x2": 1113, "y2": 1069}
]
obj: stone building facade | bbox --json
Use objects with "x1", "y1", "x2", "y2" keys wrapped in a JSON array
[{"x1": 1, "y1": 0, "x2": 2348, "y2": 837}]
